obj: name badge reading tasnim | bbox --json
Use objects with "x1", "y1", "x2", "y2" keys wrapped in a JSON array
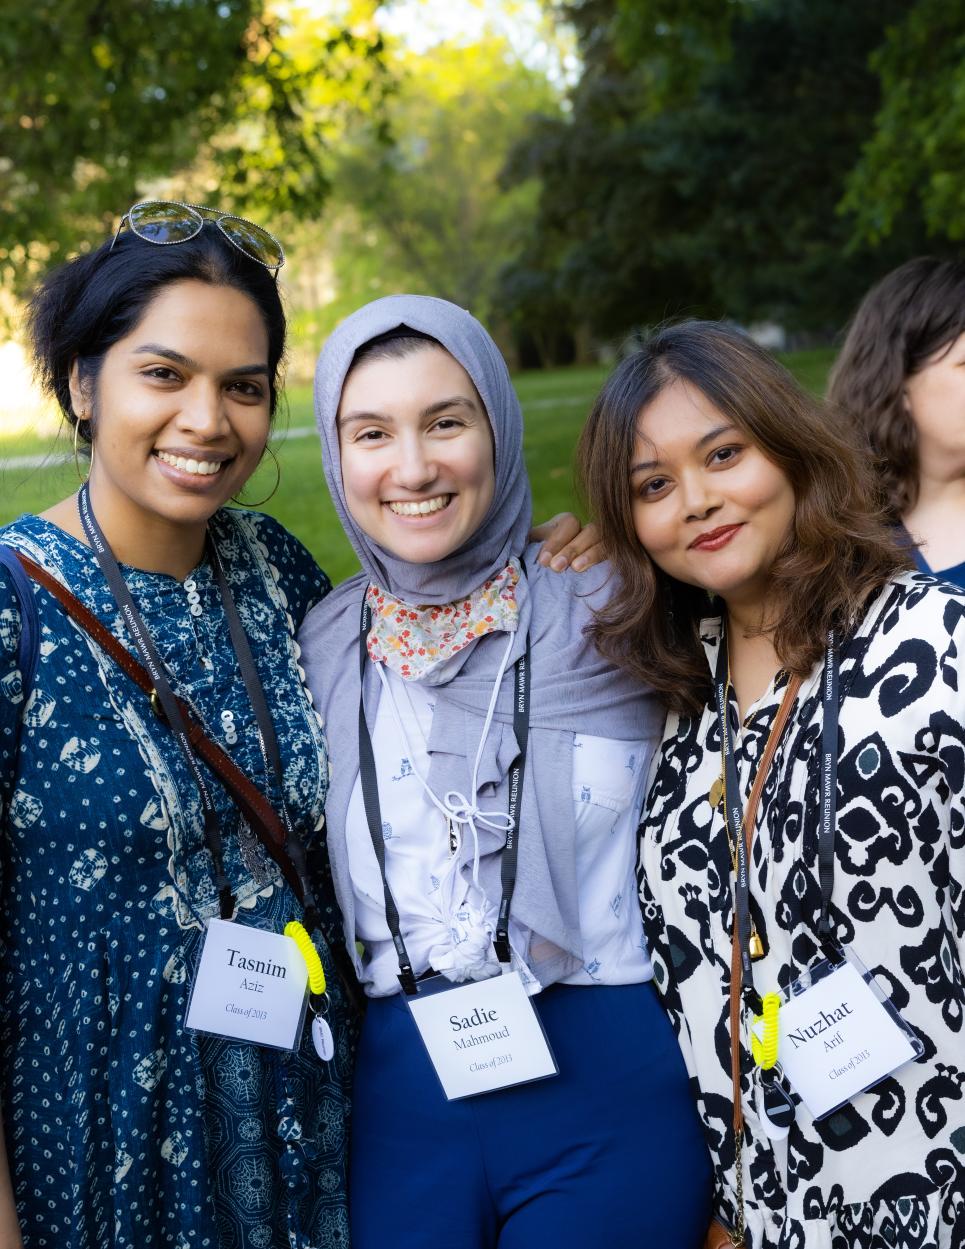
[
  {"x1": 406, "y1": 971, "x2": 558, "y2": 1101},
  {"x1": 185, "y1": 919, "x2": 309, "y2": 1050},
  {"x1": 769, "y1": 946, "x2": 923, "y2": 1121}
]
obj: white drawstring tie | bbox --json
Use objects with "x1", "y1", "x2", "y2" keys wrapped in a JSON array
[{"x1": 373, "y1": 631, "x2": 518, "y2": 980}]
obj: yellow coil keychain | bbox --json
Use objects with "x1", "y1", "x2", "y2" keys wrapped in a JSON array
[
  {"x1": 751, "y1": 991, "x2": 781, "y2": 1070},
  {"x1": 285, "y1": 921, "x2": 334, "y2": 1062},
  {"x1": 285, "y1": 921, "x2": 327, "y2": 995}
]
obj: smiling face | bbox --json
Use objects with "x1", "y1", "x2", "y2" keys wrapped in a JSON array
[
  {"x1": 629, "y1": 378, "x2": 796, "y2": 615},
  {"x1": 337, "y1": 344, "x2": 496, "y2": 564},
  {"x1": 72, "y1": 279, "x2": 271, "y2": 542}
]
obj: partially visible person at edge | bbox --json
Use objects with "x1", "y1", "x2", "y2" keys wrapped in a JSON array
[
  {"x1": 829, "y1": 256, "x2": 965, "y2": 589},
  {"x1": 299, "y1": 295, "x2": 712, "y2": 1249},
  {"x1": 0, "y1": 203, "x2": 596, "y2": 1249},
  {"x1": 579, "y1": 320, "x2": 965, "y2": 1248}
]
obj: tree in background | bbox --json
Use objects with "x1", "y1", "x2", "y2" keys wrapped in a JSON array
[
  {"x1": 0, "y1": 0, "x2": 390, "y2": 300},
  {"x1": 310, "y1": 33, "x2": 560, "y2": 353},
  {"x1": 842, "y1": 0, "x2": 965, "y2": 245},
  {"x1": 5, "y1": 0, "x2": 962, "y2": 365},
  {"x1": 504, "y1": 0, "x2": 960, "y2": 351}
]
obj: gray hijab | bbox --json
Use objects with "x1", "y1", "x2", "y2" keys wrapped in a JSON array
[
  {"x1": 314, "y1": 294, "x2": 532, "y2": 605},
  {"x1": 301, "y1": 295, "x2": 661, "y2": 988}
]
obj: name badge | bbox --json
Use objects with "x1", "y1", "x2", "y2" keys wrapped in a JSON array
[
  {"x1": 406, "y1": 971, "x2": 558, "y2": 1100},
  {"x1": 185, "y1": 919, "x2": 309, "y2": 1051},
  {"x1": 765, "y1": 946, "x2": 923, "y2": 1120}
]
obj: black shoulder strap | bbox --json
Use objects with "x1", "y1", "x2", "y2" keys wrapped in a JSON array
[{"x1": 0, "y1": 545, "x2": 40, "y2": 694}]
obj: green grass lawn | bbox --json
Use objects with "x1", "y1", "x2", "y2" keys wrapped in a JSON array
[{"x1": 0, "y1": 348, "x2": 835, "y2": 585}]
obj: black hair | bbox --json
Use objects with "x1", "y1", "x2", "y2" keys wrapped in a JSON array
[
  {"x1": 347, "y1": 326, "x2": 442, "y2": 377},
  {"x1": 27, "y1": 225, "x2": 287, "y2": 443}
]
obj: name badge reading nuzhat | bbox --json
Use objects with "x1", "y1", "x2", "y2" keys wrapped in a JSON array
[
  {"x1": 185, "y1": 918, "x2": 309, "y2": 1050},
  {"x1": 755, "y1": 946, "x2": 923, "y2": 1121}
]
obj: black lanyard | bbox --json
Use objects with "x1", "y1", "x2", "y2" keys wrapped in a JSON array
[
  {"x1": 713, "y1": 628, "x2": 840, "y2": 1007},
  {"x1": 78, "y1": 483, "x2": 319, "y2": 923},
  {"x1": 357, "y1": 597, "x2": 531, "y2": 995}
]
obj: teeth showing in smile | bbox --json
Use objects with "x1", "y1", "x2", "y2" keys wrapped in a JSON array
[
  {"x1": 156, "y1": 451, "x2": 225, "y2": 476},
  {"x1": 387, "y1": 495, "x2": 451, "y2": 516}
]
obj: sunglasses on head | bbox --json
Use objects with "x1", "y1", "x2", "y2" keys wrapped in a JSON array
[{"x1": 111, "y1": 200, "x2": 285, "y2": 272}]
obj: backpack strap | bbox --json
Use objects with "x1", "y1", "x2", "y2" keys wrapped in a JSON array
[{"x1": 0, "y1": 544, "x2": 40, "y2": 695}]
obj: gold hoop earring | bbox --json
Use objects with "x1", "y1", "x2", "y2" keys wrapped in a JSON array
[
  {"x1": 73, "y1": 417, "x2": 93, "y2": 482},
  {"x1": 233, "y1": 444, "x2": 281, "y2": 508}
]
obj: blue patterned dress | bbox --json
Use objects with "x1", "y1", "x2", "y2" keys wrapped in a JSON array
[{"x1": 0, "y1": 510, "x2": 354, "y2": 1249}]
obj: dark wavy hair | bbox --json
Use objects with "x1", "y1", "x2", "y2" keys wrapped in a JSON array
[
  {"x1": 828, "y1": 257, "x2": 965, "y2": 518},
  {"x1": 577, "y1": 321, "x2": 909, "y2": 715},
  {"x1": 27, "y1": 225, "x2": 287, "y2": 444}
]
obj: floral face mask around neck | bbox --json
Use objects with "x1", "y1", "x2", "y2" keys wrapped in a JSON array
[{"x1": 365, "y1": 560, "x2": 521, "y2": 682}]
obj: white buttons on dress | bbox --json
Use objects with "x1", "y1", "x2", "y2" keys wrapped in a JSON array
[{"x1": 185, "y1": 579, "x2": 202, "y2": 617}]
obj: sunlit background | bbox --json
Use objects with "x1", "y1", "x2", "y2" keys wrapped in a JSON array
[{"x1": 2, "y1": 0, "x2": 959, "y2": 577}]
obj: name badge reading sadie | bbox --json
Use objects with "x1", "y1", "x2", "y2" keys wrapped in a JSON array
[
  {"x1": 406, "y1": 971, "x2": 558, "y2": 1100},
  {"x1": 186, "y1": 919, "x2": 309, "y2": 1050},
  {"x1": 766, "y1": 947, "x2": 923, "y2": 1120}
]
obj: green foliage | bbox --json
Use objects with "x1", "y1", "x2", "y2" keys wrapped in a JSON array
[
  {"x1": 1, "y1": 0, "x2": 254, "y2": 289},
  {"x1": 649, "y1": 0, "x2": 927, "y2": 331},
  {"x1": 0, "y1": 0, "x2": 391, "y2": 298},
  {"x1": 181, "y1": 4, "x2": 393, "y2": 219},
  {"x1": 320, "y1": 35, "x2": 561, "y2": 334},
  {"x1": 511, "y1": 0, "x2": 958, "y2": 344},
  {"x1": 842, "y1": 0, "x2": 965, "y2": 243}
]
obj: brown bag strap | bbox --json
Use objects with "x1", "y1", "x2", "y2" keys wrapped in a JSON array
[
  {"x1": 19, "y1": 550, "x2": 368, "y2": 1017},
  {"x1": 15, "y1": 552, "x2": 307, "y2": 903},
  {"x1": 729, "y1": 673, "x2": 802, "y2": 1132}
]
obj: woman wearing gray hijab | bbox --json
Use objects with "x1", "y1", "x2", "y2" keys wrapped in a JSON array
[{"x1": 299, "y1": 295, "x2": 711, "y2": 1249}]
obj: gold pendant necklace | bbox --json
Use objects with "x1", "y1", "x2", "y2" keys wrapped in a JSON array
[{"x1": 709, "y1": 774, "x2": 725, "y2": 808}]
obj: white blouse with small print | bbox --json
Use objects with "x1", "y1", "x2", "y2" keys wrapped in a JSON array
[{"x1": 345, "y1": 666, "x2": 653, "y2": 997}]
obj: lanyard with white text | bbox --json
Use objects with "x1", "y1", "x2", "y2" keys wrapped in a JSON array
[
  {"x1": 713, "y1": 629, "x2": 840, "y2": 1008},
  {"x1": 357, "y1": 598, "x2": 531, "y2": 994},
  {"x1": 78, "y1": 483, "x2": 320, "y2": 924}
]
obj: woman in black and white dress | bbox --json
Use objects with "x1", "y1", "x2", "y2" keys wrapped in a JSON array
[{"x1": 579, "y1": 320, "x2": 965, "y2": 1248}]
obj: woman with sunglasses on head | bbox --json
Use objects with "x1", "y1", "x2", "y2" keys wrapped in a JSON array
[
  {"x1": 579, "y1": 320, "x2": 965, "y2": 1248},
  {"x1": 299, "y1": 295, "x2": 712, "y2": 1249},
  {"x1": 0, "y1": 203, "x2": 598, "y2": 1249},
  {"x1": 828, "y1": 257, "x2": 965, "y2": 589},
  {"x1": 0, "y1": 203, "x2": 360, "y2": 1249}
]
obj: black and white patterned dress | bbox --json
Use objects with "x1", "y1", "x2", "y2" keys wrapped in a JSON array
[{"x1": 639, "y1": 573, "x2": 965, "y2": 1247}]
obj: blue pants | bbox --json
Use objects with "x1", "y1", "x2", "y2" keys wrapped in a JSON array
[{"x1": 350, "y1": 980, "x2": 712, "y2": 1248}]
